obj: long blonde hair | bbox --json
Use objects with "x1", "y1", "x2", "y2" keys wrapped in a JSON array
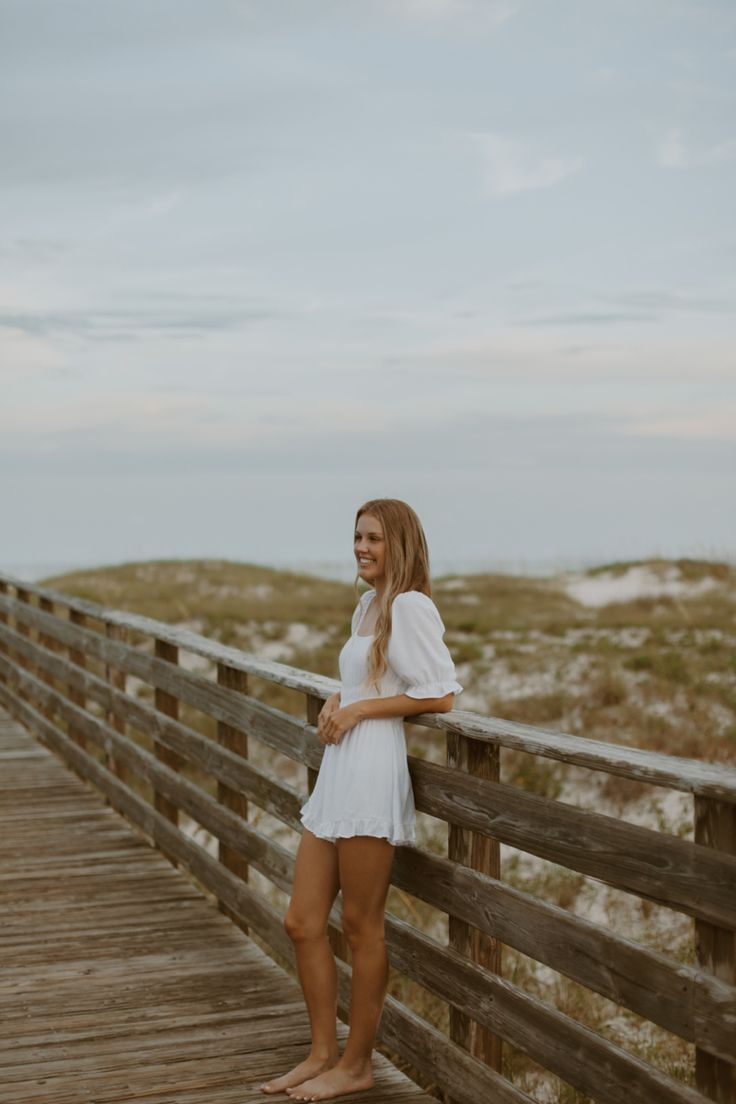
[{"x1": 353, "y1": 498, "x2": 432, "y2": 692}]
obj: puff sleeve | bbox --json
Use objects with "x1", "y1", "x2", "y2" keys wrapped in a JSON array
[{"x1": 387, "y1": 591, "x2": 463, "y2": 700}]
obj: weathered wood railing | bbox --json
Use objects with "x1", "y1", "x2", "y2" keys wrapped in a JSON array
[{"x1": 0, "y1": 571, "x2": 734, "y2": 1104}]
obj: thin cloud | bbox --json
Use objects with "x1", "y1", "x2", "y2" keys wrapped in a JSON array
[
  {"x1": 469, "y1": 132, "x2": 584, "y2": 196},
  {"x1": 591, "y1": 66, "x2": 619, "y2": 83},
  {"x1": 620, "y1": 406, "x2": 736, "y2": 442},
  {"x1": 0, "y1": 301, "x2": 285, "y2": 340},
  {"x1": 1, "y1": 405, "x2": 732, "y2": 483},
  {"x1": 656, "y1": 127, "x2": 687, "y2": 167},
  {"x1": 381, "y1": 332, "x2": 736, "y2": 385},
  {"x1": 513, "y1": 310, "x2": 657, "y2": 327},
  {"x1": 656, "y1": 127, "x2": 736, "y2": 167},
  {"x1": 602, "y1": 289, "x2": 736, "y2": 314},
  {"x1": 0, "y1": 238, "x2": 71, "y2": 261},
  {"x1": 513, "y1": 287, "x2": 736, "y2": 325},
  {"x1": 384, "y1": 0, "x2": 518, "y2": 28},
  {"x1": 133, "y1": 192, "x2": 184, "y2": 220}
]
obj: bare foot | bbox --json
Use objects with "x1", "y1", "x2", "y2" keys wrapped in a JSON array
[
  {"x1": 286, "y1": 1061, "x2": 374, "y2": 1101},
  {"x1": 260, "y1": 1051, "x2": 340, "y2": 1094}
]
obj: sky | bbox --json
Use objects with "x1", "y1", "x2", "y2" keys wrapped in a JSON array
[{"x1": 1, "y1": 0, "x2": 735, "y2": 580}]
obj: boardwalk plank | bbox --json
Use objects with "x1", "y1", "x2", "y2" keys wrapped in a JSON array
[{"x1": 0, "y1": 708, "x2": 437, "y2": 1104}]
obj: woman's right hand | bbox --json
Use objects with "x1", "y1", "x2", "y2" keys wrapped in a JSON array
[{"x1": 317, "y1": 692, "x2": 341, "y2": 743}]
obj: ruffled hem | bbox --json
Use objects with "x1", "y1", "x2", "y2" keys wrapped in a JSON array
[
  {"x1": 300, "y1": 810, "x2": 415, "y2": 846},
  {"x1": 405, "y1": 679, "x2": 463, "y2": 700}
]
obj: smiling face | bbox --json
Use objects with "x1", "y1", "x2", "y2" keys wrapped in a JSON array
[{"x1": 354, "y1": 512, "x2": 387, "y2": 587}]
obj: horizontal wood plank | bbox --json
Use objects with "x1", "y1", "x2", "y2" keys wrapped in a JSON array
[
  {"x1": 3, "y1": 686, "x2": 727, "y2": 1104},
  {"x1": 3, "y1": 636, "x2": 736, "y2": 933},
  {"x1": 3, "y1": 581, "x2": 736, "y2": 801},
  {"x1": 0, "y1": 695, "x2": 534, "y2": 1104},
  {"x1": 391, "y1": 845, "x2": 736, "y2": 1064},
  {"x1": 0, "y1": 704, "x2": 441, "y2": 1104}
]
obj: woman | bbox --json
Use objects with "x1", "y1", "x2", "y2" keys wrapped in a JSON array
[{"x1": 260, "y1": 498, "x2": 463, "y2": 1102}]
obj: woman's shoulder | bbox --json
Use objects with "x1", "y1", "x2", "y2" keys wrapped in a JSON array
[
  {"x1": 391, "y1": 589, "x2": 442, "y2": 619},
  {"x1": 389, "y1": 590, "x2": 449, "y2": 644},
  {"x1": 392, "y1": 589, "x2": 434, "y2": 606}
]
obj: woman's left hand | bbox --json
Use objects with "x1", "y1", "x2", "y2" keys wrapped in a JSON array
[{"x1": 318, "y1": 702, "x2": 362, "y2": 745}]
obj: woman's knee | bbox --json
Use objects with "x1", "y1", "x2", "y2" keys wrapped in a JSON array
[
  {"x1": 341, "y1": 904, "x2": 385, "y2": 950},
  {"x1": 283, "y1": 907, "x2": 328, "y2": 943}
]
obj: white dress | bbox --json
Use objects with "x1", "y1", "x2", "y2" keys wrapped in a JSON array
[{"x1": 299, "y1": 588, "x2": 464, "y2": 846}]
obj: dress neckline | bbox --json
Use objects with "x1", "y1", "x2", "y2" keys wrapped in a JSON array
[{"x1": 355, "y1": 591, "x2": 377, "y2": 638}]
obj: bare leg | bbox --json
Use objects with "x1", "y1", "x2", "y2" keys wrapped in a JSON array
[
  {"x1": 287, "y1": 835, "x2": 395, "y2": 1101},
  {"x1": 260, "y1": 829, "x2": 341, "y2": 1094}
]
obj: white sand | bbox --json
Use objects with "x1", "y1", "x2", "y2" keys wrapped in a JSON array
[
  {"x1": 561, "y1": 564, "x2": 719, "y2": 608},
  {"x1": 241, "y1": 620, "x2": 334, "y2": 661}
]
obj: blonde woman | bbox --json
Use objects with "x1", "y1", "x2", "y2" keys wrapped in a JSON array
[{"x1": 260, "y1": 498, "x2": 463, "y2": 1102}]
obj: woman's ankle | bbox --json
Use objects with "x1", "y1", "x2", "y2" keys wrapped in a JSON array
[
  {"x1": 336, "y1": 1054, "x2": 373, "y2": 1076},
  {"x1": 308, "y1": 1044, "x2": 340, "y2": 1062}
]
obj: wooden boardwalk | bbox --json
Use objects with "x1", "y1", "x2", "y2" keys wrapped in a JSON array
[{"x1": 0, "y1": 708, "x2": 436, "y2": 1104}]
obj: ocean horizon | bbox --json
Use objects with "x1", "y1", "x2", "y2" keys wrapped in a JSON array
[{"x1": 2, "y1": 550, "x2": 733, "y2": 587}]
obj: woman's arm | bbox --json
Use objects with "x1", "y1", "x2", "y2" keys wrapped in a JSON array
[
  {"x1": 354, "y1": 692, "x2": 455, "y2": 721},
  {"x1": 318, "y1": 692, "x2": 454, "y2": 744}
]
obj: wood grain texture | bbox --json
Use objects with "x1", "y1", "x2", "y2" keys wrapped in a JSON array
[
  {"x1": 37, "y1": 595, "x2": 59, "y2": 714},
  {"x1": 0, "y1": 706, "x2": 439, "y2": 1104},
  {"x1": 12, "y1": 586, "x2": 33, "y2": 708},
  {"x1": 3, "y1": 579, "x2": 736, "y2": 801},
  {"x1": 1, "y1": 640, "x2": 735, "y2": 1070},
  {"x1": 153, "y1": 637, "x2": 181, "y2": 816},
  {"x1": 67, "y1": 607, "x2": 88, "y2": 749},
  {"x1": 380, "y1": 910, "x2": 711, "y2": 1104},
  {"x1": 104, "y1": 620, "x2": 128, "y2": 779},
  {"x1": 0, "y1": 693, "x2": 534, "y2": 1104},
  {"x1": 3, "y1": 616, "x2": 736, "y2": 932},
  {"x1": 0, "y1": 618, "x2": 306, "y2": 824},
  {"x1": 446, "y1": 730, "x2": 502, "y2": 1080},
  {"x1": 390, "y1": 845, "x2": 736, "y2": 1065},
  {"x1": 1, "y1": 581, "x2": 735, "y2": 1104},
  {"x1": 409, "y1": 757, "x2": 736, "y2": 930},
  {"x1": 695, "y1": 796, "x2": 736, "y2": 1103},
  {"x1": 217, "y1": 661, "x2": 250, "y2": 934},
  {"x1": 2, "y1": 679, "x2": 727, "y2": 1104}
]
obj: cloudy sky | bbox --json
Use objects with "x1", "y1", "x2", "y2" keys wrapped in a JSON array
[{"x1": 2, "y1": 0, "x2": 735, "y2": 578}]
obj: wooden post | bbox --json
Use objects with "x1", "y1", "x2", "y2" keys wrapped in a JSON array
[
  {"x1": 104, "y1": 621, "x2": 128, "y2": 779},
  {"x1": 38, "y1": 596, "x2": 56, "y2": 656},
  {"x1": 38, "y1": 597, "x2": 58, "y2": 719},
  {"x1": 15, "y1": 587, "x2": 31, "y2": 638},
  {"x1": 445, "y1": 731, "x2": 502, "y2": 1102},
  {"x1": 68, "y1": 609, "x2": 87, "y2": 748},
  {"x1": 217, "y1": 661, "x2": 249, "y2": 933},
  {"x1": 695, "y1": 796, "x2": 736, "y2": 1103},
  {"x1": 0, "y1": 581, "x2": 8, "y2": 686},
  {"x1": 154, "y1": 640, "x2": 183, "y2": 812},
  {"x1": 306, "y1": 692, "x2": 350, "y2": 965},
  {"x1": 305, "y1": 694, "x2": 322, "y2": 798},
  {"x1": 153, "y1": 638, "x2": 183, "y2": 868},
  {"x1": 15, "y1": 587, "x2": 32, "y2": 702}
]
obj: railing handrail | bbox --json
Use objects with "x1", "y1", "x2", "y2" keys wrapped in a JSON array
[{"x1": 1, "y1": 570, "x2": 735, "y2": 801}]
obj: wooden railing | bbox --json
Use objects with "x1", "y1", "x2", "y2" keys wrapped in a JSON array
[{"x1": 0, "y1": 571, "x2": 734, "y2": 1104}]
